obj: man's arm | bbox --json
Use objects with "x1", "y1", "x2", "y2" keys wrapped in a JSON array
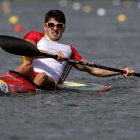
[
  {"x1": 22, "y1": 39, "x2": 36, "y2": 62},
  {"x1": 72, "y1": 59, "x2": 133, "y2": 77}
]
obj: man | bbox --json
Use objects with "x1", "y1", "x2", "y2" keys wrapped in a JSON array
[{"x1": 15, "y1": 10, "x2": 134, "y2": 90}]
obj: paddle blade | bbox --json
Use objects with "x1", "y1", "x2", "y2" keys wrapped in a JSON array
[{"x1": 0, "y1": 35, "x2": 40, "y2": 56}]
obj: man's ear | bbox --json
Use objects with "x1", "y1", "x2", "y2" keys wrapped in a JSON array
[
  {"x1": 62, "y1": 26, "x2": 66, "y2": 32},
  {"x1": 44, "y1": 24, "x2": 46, "y2": 31}
]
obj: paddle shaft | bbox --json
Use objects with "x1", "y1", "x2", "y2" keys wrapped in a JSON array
[{"x1": 0, "y1": 35, "x2": 140, "y2": 77}]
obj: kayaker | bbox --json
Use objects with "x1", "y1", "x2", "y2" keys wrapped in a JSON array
[{"x1": 14, "y1": 9, "x2": 134, "y2": 90}]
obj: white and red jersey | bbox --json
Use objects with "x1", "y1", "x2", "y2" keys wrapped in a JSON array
[{"x1": 23, "y1": 30, "x2": 83, "y2": 83}]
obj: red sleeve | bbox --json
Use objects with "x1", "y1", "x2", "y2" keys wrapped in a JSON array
[
  {"x1": 23, "y1": 30, "x2": 44, "y2": 43},
  {"x1": 71, "y1": 46, "x2": 84, "y2": 61}
]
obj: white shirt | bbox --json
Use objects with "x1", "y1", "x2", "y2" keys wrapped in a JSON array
[{"x1": 33, "y1": 37, "x2": 72, "y2": 83}]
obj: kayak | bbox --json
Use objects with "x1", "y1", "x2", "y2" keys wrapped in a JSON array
[{"x1": 0, "y1": 71, "x2": 110, "y2": 95}]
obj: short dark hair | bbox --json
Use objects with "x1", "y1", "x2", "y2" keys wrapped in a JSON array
[{"x1": 45, "y1": 10, "x2": 66, "y2": 24}]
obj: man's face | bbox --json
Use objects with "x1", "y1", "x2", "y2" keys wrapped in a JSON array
[{"x1": 44, "y1": 18, "x2": 65, "y2": 41}]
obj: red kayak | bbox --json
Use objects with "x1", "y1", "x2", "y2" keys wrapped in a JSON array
[
  {"x1": 0, "y1": 71, "x2": 40, "y2": 94},
  {"x1": 0, "y1": 71, "x2": 110, "y2": 95}
]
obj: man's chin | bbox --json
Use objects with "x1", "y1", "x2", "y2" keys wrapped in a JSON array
[
  {"x1": 50, "y1": 36, "x2": 60, "y2": 41},
  {"x1": 51, "y1": 38, "x2": 59, "y2": 41}
]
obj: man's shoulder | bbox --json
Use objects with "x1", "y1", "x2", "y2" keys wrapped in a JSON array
[
  {"x1": 69, "y1": 45, "x2": 84, "y2": 61},
  {"x1": 69, "y1": 45, "x2": 76, "y2": 51},
  {"x1": 23, "y1": 30, "x2": 44, "y2": 43},
  {"x1": 26, "y1": 30, "x2": 44, "y2": 36}
]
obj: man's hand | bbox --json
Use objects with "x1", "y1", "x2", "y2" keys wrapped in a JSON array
[
  {"x1": 122, "y1": 67, "x2": 134, "y2": 77},
  {"x1": 53, "y1": 52, "x2": 65, "y2": 62}
]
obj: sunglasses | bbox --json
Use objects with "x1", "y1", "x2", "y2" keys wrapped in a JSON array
[{"x1": 46, "y1": 22, "x2": 64, "y2": 29}]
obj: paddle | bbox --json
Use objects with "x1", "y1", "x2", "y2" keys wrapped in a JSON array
[
  {"x1": 0, "y1": 35, "x2": 140, "y2": 77},
  {"x1": 0, "y1": 35, "x2": 57, "y2": 59}
]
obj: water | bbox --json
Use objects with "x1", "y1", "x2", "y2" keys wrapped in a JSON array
[{"x1": 0, "y1": 1, "x2": 140, "y2": 140}]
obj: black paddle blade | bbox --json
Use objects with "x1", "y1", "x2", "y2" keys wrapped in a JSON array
[{"x1": 0, "y1": 35, "x2": 40, "y2": 56}]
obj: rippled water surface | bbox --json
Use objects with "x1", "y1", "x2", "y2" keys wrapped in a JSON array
[{"x1": 0, "y1": 1, "x2": 140, "y2": 140}]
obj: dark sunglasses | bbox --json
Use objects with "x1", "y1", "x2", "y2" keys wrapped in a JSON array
[{"x1": 46, "y1": 22, "x2": 64, "y2": 29}]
